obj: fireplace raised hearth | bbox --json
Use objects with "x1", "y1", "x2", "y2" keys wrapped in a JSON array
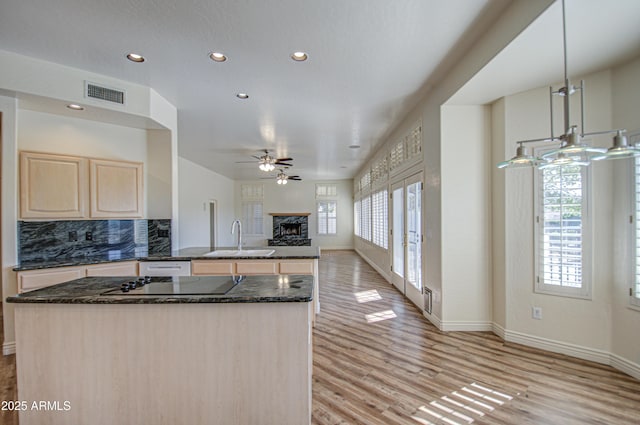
[{"x1": 268, "y1": 213, "x2": 311, "y2": 246}]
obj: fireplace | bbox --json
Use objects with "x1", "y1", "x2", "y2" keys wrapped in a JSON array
[{"x1": 268, "y1": 213, "x2": 311, "y2": 246}]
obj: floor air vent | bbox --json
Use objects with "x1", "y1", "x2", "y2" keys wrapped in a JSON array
[{"x1": 85, "y1": 82, "x2": 125, "y2": 105}]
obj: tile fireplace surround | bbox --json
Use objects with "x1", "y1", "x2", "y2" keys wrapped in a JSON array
[{"x1": 267, "y1": 213, "x2": 311, "y2": 246}]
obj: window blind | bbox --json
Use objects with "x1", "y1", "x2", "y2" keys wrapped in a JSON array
[
  {"x1": 354, "y1": 200, "x2": 361, "y2": 237},
  {"x1": 372, "y1": 190, "x2": 388, "y2": 249},
  {"x1": 241, "y1": 201, "x2": 263, "y2": 235},
  {"x1": 317, "y1": 201, "x2": 337, "y2": 235},
  {"x1": 634, "y1": 154, "x2": 640, "y2": 305},
  {"x1": 361, "y1": 196, "x2": 371, "y2": 241},
  {"x1": 536, "y1": 163, "x2": 589, "y2": 296}
]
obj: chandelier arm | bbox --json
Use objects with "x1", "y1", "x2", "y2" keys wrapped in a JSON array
[{"x1": 583, "y1": 129, "x2": 626, "y2": 138}]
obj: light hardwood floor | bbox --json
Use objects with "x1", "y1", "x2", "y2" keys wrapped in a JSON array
[
  {"x1": 312, "y1": 250, "x2": 640, "y2": 425},
  {"x1": 1, "y1": 251, "x2": 638, "y2": 425}
]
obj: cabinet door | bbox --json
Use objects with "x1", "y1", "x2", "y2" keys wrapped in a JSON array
[
  {"x1": 279, "y1": 260, "x2": 314, "y2": 275},
  {"x1": 86, "y1": 261, "x2": 138, "y2": 277},
  {"x1": 191, "y1": 261, "x2": 236, "y2": 276},
  {"x1": 17, "y1": 266, "x2": 86, "y2": 293},
  {"x1": 20, "y1": 151, "x2": 88, "y2": 219},
  {"x1": 90, "y1": 159, "x2": 143, "y2": 218},
  {"x1": 235, "y1": 260, "x2": 278, "y2": 275}
]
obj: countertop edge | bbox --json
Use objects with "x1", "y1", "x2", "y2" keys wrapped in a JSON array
[{"x1": 13, "y1": 247, "x2": 321, "y2": 271}]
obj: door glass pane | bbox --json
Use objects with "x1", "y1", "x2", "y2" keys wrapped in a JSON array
[
  {"x1": 406, "y1": 182, "x2": 422, "y2": 289},
  {"x1": 392, "y1": 187, "x2": 404, "y2": 278}
]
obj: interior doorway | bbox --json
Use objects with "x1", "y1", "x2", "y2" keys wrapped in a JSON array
[{"x1": 209, "y1": 200, "x2": 217, "y2": 249}]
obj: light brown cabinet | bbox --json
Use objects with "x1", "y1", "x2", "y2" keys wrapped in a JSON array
[
  {"x1": 19, "y1": 151, "x2": 144, "y2": 219},
  {"x1": 20, "y1": 152, "x2": 88, "y2": 219},
  {"x1": 17, "y1": 261, "x2": 138, "y2": 293},
  {"x1": 90, "y1": 159, "x2": 143, "y2": 218},
  {"x1": 191, "y1": 259, "x2": 315, "y2": 276}
]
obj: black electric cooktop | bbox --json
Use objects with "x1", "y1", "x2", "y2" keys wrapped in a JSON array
[{"x1": 100, "y1": 276, "x2": 241, "y2": 296}]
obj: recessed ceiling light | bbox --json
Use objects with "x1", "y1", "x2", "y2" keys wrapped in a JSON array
[
  {"x1": 291, "y1": 51, "x2": 308, "y2": 61},
  {"x1": 66, "y1": 104, "x2": 84, "y2": 111},
  {"x1": 126, "y1": 53, "x2": 145, "y2": 63},
  {"x1": 236, "y1": 93, "x2": 249, "y2": 99},
  {"x1": 349, "y1": 145, "x2": 360, "y2": 149},
  {"x1": 209, "y1": 52, "x2": 227, "y2": 62}
]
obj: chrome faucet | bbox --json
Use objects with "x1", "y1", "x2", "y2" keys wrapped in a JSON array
[{"x1": 231, "y1": 219, "x2": 242, "y2": 250}]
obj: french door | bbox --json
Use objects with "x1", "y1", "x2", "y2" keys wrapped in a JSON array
[{"x1": 390, "y1": 173, "x2": 423, "y2": 309}]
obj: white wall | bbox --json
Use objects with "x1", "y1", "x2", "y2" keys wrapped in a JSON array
[
  {"x1": 234, "y1": 179, "x2": 353, "y2": 250},
  {"x1": 1, "y1": 95, "x2": 19, "y2": 353},
  {"x1": 441, "y1": 105, "x2": 492, "y2": 329},
  {"x1": 494, "y1": 68, "x2": 616, "y2": 359},
  {"x1": 611, "y1": 56, "x2": 640, "y2": 369},
  {"x1": 177, "y1": 157, "x2": 236, "y2": 249}
]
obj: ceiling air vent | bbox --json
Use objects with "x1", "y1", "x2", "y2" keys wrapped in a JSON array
[{"x1": 85, "y1": 81, "x2": 125, "y2": 105}]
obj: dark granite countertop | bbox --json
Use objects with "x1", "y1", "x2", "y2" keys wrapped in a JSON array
[
  {"x1": 13, "y1": 246, "x2": 320, "y2": 271},
  {"x1": 6, "y1": 274, "x2": 313, "y2": 304}
]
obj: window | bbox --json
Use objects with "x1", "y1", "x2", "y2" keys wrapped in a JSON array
[
  {"x1": 317, "y1": 201, "x2": 337, "y2": 235},
  {"x1": 361, "y1": 196, "x2": 371, "y2": 241},
  {"x1": 372, "y1": 190, "x2": 388, "y2": 249},
  {"x1": 241, "y1": 201, "x2": 263, "y2": 235},
  {"x1": 316, "y1": 184, "x2": 337, "y2": 198},
  {"x1": 632, "y1": 138, "x2": 640, "y2": 307},
  {"x1": 240, "y1": 184, "x2": 263, "y2": 235},
  {"x1": 354, "y1": 200, "x2": 361, "y2": 238},
  {"x1": 534, "y1": 161, "x2": 591, "y2": 298}
]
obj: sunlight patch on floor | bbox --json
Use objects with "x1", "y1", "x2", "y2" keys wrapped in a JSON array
[
  {"x1": 354, "y1": 289, "x2": 382, "y2": 303},
  {"x1": 364, "y1": 309, "x2": 397, "y2": 323},
  {"x1": 412, "y1": 382, "x2": 515, "y2": 424}
]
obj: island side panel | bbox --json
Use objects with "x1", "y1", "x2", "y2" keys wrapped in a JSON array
[{"x1": 14, "y1": 302, "x2": 312, "y2": 425}]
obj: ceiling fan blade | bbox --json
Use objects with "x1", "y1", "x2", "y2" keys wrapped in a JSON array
[
  {"x1": 251, "y1": 155, "x2": 263, "y2": 160},
  {"x1": 289, "y1": 176, "x2": 302, "y2": 181},
  {"x1": 275, "y1": 162, "x2": 292, "y2": 167},
  {"x1": 275, "y1": 157, "x2": 293, "y2": 162}
]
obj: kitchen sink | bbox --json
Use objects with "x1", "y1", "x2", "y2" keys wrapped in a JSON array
[{"x1": 203, "y1": 249, "x2": 275, "y2": 257}]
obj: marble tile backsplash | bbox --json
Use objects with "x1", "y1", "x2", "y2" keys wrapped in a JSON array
[{"x1": 18, "y1": 219, "x2": 171, "y2": 262}]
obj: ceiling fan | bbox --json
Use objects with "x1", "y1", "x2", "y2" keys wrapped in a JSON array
[
  {"x1": 262, "y1": 168, "x2": 302, "y2": 185},
  {"x1": 236, "y1": 149, "x2": 293, "y2": 172}
]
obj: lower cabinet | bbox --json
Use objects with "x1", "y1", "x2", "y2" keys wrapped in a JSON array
[
  {"x1": 191, "y1": 259, "x2": 314, "y2": 276},
  {"x1": 17, "y1": 261, "x2": 139, "y2": 293}
]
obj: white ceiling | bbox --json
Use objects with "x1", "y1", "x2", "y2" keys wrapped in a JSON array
[{"x1": 1, "y1": 1, "x2": 639, "y2": 181}]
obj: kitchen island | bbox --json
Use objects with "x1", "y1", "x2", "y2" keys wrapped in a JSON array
[{"x1": 7, "y1": 274, "x2": 313, "y2": 425}]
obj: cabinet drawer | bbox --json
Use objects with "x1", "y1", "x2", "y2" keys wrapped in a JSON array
[
  {"x1": 191, "y1": 261, "x2": 236, "y2": 276},
  {"x1": 235, "y1": 261, "x2": 278, "y2": 275},
  {"x1": 86, "y1": 261, "x2": 138, "y2": 277},
  {"x1": 279, "y1": 260, "x2": 314, "y2": 275},
  {"x1": 18, "y1": 267, "x2": 86, "y2": 293}
]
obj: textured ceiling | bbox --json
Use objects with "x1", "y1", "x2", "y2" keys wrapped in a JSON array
[{"x1": 1, "y1": 1, "x2": 638, "y2": 181}]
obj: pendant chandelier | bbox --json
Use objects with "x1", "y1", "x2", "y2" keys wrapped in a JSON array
[{"x1": 497, "y1": 0, "x2": 639, "y2": 170}]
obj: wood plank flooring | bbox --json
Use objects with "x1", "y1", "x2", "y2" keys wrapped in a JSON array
[
  {"x1": 312, "y1": 250, "x2": 640, "y2": 425},
  {"x1": 0, "y1": 250, "x2": 638, "y2": 424}
]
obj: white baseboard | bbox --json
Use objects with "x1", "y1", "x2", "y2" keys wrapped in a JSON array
[
  {"x1": 422, "y1": 311, "x2": 443, "y2": 330},
  {"x1": 354, "y1": 248, "x2": 392, "y2": 282},
  {"x1": 610, "y1": 353, "x2": 640, "y2": 381},
  {"x1": 502, "y1": 328, "x2": 611, "y2": 365},
  {"x1": 3, "y1": 341, "x2": 15, "y2": 355},
  {"x1": 440, "y1": 321, "x2": 493, "y2": 332},
  {"x1": 492, "y1": 322, "x2": 506, "y2": 340}
]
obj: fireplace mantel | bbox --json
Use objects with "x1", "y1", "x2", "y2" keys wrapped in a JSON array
[{"x1": 269, "y1": 213, "x2": 310, "y2": 216}]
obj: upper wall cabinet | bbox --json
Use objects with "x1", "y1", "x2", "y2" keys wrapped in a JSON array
[
  {"x1": 90, "y1": 159, "x2": 144, "y2": 218},
  {"x1": 20, "y1": 151, "x2": 88, "y2": 219},
  {"x1": 19, "y1": 152, "x2": 144, "y2": 220}
]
